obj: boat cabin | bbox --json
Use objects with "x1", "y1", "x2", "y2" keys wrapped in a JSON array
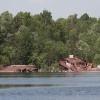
[{"x1": 59, "y1": 56, "x2": 92, "y2": 72}]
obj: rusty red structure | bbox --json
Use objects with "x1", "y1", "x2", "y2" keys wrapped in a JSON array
[
  {"x1": 0, "y1": 65, "x2": 38, "y2": 72},
  {"x1": 59, "y1": 56, "x2": 100, "y2": 72}
]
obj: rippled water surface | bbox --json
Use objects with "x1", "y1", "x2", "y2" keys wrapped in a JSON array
[{"x1": 0, "y1": 72, "x2": 100, "y2": 100}]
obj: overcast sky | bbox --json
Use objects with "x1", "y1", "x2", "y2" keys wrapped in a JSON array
[{"x1": 0, "y1": 0, "x2": 100, "y2": 20}]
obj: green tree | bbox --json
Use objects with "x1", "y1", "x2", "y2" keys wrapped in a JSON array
[
  {"x1": 0, "y1": 11, "x2": 13, "y2": 41},
  {"x1": 76, "y1": 40, "x2": 90, "y2": 60},
  {"x1": 16, "y1": 25, "x2": 34, "y2": 64},
  {"x1": 67, "y1": 29, "x2": 79, "y2": 55},
  {"x1": 78, "y1": 23, "x2": 100, "y2": 62},
  {"x1": 93, "y1": 36, "x2": 100, "y2": 65},
  {"x1": 55, "y1": 18, "x2": 67, "y2": 43},
  {"x1": 93, "y1": 54, "x2": 100, "y2": 66},
  {"x1": 12, "y1": 12, "x2": 24, "y2": 32}
]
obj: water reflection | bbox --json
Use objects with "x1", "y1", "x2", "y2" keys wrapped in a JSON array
[
  {"x1": 0, "y1": 72, "x2": 100, "y2": 78},
  {"x1": 0, "y1": 84, "x2": 63, "y2": 88},
  {"x1": 0, "y1": 72, "x2": 100, "y2": 100}
]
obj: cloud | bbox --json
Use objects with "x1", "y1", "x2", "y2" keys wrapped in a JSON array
[{"x1": 29, "y1": 0, "x2": 46, "y2": 3}]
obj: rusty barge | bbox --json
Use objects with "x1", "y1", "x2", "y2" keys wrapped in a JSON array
[
  {"x1": 0, "y1": 65, "x2": 38, "y2": 72},
  {"x1": 59, "y1": 55, "x2": 100, "y2": 72}
]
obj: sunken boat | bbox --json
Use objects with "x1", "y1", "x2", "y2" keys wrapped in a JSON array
[{"x1": 59, "y1": 55, "x2": 100, "y2": 72}]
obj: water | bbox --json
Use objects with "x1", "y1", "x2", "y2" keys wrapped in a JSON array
[{"x1": 0, "y1": 72, "x2": 100, "y2": 100}]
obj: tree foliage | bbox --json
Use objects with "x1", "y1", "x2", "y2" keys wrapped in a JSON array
[{"x1": 0, "y1": 10, "x2": 100, "y2": 70}]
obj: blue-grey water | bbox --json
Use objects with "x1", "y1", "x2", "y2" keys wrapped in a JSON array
[{"x1": 0, "y1": 72, "x2": 100, "y2": 100}]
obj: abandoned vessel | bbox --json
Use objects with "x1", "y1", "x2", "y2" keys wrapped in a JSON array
[
  {"x1": 0, "y1": 65, "x2": 38, "y2": 72},
  {"x1": 59, "y1": 55, "x2": 100, "y2": 72}
]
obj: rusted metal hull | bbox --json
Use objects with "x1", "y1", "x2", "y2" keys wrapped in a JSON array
[
  {"x1": 59, "y1": 58, "x2": 100, "y2": 72},
  {"x1": 0, "y1": 65, "x2": 38, "y2": 72}
]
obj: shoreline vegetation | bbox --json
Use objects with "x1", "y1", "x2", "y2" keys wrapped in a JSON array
[{"x1": 0, "y1": 10, "x2": 100, "y2": 72}]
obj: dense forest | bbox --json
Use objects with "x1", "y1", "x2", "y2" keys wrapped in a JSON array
[{"x1": 0, "y1": 10, "x2": 100, "y2": 71}]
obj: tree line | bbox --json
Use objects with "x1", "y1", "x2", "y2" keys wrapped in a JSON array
[{"x1": 0, "y1": 10, "x2": 100, "y2": 71}]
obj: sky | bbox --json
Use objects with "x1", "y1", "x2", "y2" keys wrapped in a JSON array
[{"x1": 0, "y1": 0, "x2": 100, "y2": 20}]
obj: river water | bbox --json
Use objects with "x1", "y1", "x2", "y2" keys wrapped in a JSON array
[{"x1": 0, "y1": 72, "x2": 100, "y2": 100}]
